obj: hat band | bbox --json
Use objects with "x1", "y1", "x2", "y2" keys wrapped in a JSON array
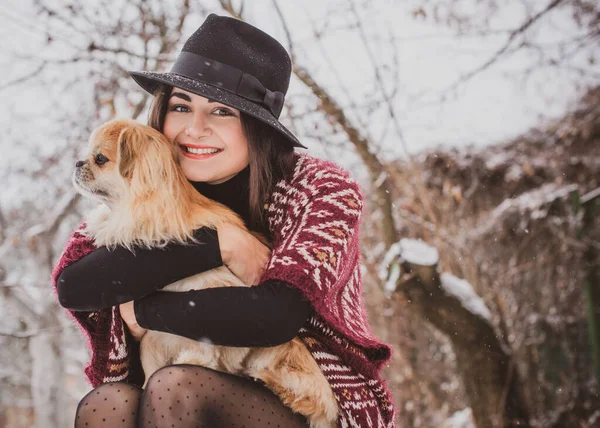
[{"x1": 170, "y1": 51, "x2": 285, "y2": 117}]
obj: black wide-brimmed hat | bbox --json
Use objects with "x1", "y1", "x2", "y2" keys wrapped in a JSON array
[{"x1": 129, "y1": 14, "x2": 306, "y2": 149}]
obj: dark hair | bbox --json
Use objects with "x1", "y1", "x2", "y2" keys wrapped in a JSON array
[{"x1": 148, "y1": 84, "x2": 296, "y2": 230}]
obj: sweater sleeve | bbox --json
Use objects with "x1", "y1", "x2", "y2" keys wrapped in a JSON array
[
  {"x1": 261, "y1": 165, "x2": 364, "y2": 302},
  {"x1": 260, "y1": 159, "x2": 393, "y2": 376},
  {"x1": 134, "y1": 279, "x2": 313, "y2": 347},
  {"x1": 56, "y1": 227, "x2": 222, "y2": 311}
]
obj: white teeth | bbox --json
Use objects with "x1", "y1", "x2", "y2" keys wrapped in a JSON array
[{"x1": 185, "y1": 147, "x2": 221, "y2": 155}]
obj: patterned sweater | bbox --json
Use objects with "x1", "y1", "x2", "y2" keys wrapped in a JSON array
[{"x1": 51, "y1": 153, "x2": 396, "y2": 427}]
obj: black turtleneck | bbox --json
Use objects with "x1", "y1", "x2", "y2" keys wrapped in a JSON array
[
  {"x1": 190, "y1": 166, "x2": 270, "y2": 239},
  {"x1": 56, "y1": 168, "x2": 312, "y2": 348}
]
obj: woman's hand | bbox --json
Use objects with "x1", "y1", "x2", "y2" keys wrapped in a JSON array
[
  {"x1": 119, "y1": 301, "x2": 148, "y2": 341},
  {"x1": 217, "y1": 224, "x2": 270, "y2": 286}
]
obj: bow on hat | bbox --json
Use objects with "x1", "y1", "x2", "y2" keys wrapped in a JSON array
[{"x1": 237, "y1": 73, "x2": 285, "y2": 117}]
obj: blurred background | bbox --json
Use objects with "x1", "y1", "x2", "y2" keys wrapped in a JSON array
[{"x1": 0, "y1": 0, "x2": 599, "y2": 427}]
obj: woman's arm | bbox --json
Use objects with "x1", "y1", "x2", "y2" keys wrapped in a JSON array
[
  {"x1": 57, "y1": 228, "x2": 222, "y2": 311},
  {"x1": 133, "y1": 279, "x2": 312, "y2": 347}
]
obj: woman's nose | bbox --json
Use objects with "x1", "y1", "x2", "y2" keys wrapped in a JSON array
[{"x1": 185, "y1": 115, "x2": 211, "y2": 139}]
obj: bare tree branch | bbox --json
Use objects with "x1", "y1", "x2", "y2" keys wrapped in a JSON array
[
  {"x1": 442, "y1": 0, "x2": 567, "y2": 94},
  {"x1": 221, "y1": 1, "x2": 399, "y2": 248},
  {"x1": 0, "y1": 205, "x2": 7, "y2": 243},
  {"x1": 582, "y1": 186, "x2": 600, "y2": 204},
  {"x1": 271, "y1": 0, "x2": 295, "y2": 61},
  {"x1": 0, "y1": 63, "x2": 46, "y2": 92},
  {"x1": 0, "y1": 329, "x2": 54, "y2": 339},
  {"x1": 24, "y1": 193, "x2": 81, "y2": 241},
  {"x1": 349, "y1": 0, "x2": 410, "y2": 156},
  {"x1": 301, "y1": 8, "x2": 373, "y2": 137}
]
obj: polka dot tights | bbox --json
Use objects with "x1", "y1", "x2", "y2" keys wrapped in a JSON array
[{"x1": 74, "y1": 364, "x2": 310, "y2": 427}]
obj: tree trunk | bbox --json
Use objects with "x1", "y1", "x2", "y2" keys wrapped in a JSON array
[
  {"x1": 579, "y1": 190, "x2": 600, "y2": 387},
  {"x1": 29, "y1": 308, "x2": 65, "y2": 428},
  {"x1": 398, "y1": 260, "x2": 530, "y2": 427}
]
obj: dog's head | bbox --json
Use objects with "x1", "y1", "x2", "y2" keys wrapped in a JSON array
[{"x1": 73, "y1": 119, "x2": 180, "y2": 205}]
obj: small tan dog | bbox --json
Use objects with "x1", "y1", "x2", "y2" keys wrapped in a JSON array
[{"x1": 72, "y1": 119, "x2": 337, "y2": 427}]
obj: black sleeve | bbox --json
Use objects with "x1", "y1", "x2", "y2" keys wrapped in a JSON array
[
  {"x1": 56, "y1": 228, "x2": 222, "y2": 311},
  {"x1": 133, "y1": 279, "x2": 313, "y2": 348}
]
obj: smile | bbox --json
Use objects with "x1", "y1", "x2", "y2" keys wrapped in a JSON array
[{"x1": 179, "y1": 145, "x2": 223, "y2": 159}]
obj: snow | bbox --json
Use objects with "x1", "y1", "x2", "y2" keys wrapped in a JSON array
[
  {"x1": 440, "y1": 273, "x2": 492, "y2": 322},
  {"x1": 474, "y1": 183, "x2": 579, "y2": 236},
  {"x1": 379, "y1": 239, "x2": 441, "y2": 294},
  {"x1": 484, "y1": 152, "x2": 509, "y2": 170},
  {"x1": 379, "y1": 239, "x2": 440, "y2": 293},
  {"x1": 582, "y1": 186, "x2": 600, "y2": 204},
  {"x1": 495, "y1": 183, "x2": 578, "y2": 218},
  {"x1": 378, "y1": 242, "x2": 402, "y2": 281},
  {"x1": 443, "y1": 407, "x2": 475, "y2": 428},
  {"x1": 374, "y1": 171, "x2": 388, "y2": 188},
  {"x1": 399, "y1": 238, "x2": 439, "y2": 266},
  {"x1": 384, "y1": 262, "x2": 401, "y2": 295},
  {"x1": 379, "y1": 239, "x2": 439, "y2": 294}
]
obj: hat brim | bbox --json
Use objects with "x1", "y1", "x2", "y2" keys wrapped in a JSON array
[{"x1": 128, "y1": 71, "x2": 306, "y2": 149}]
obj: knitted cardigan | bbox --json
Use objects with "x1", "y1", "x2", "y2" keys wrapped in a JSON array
[{"x1": 52, "y1": 153, "x2": 396, "y2": 427}]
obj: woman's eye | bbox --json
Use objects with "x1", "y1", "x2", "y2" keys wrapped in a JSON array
[
  {"x1": 213, "y1": 107, "x2": 234, "y2": 116},
  {"x1": 170, "y1": 104, "x2": 190, "y2": 113},
  {"x1": 95, "y1": 153, "x2": 109, "y2": 165}
]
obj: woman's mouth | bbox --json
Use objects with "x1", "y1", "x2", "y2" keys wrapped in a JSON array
[{"x1": 179, "y1": 145, "x2": 223, "y2": 160}]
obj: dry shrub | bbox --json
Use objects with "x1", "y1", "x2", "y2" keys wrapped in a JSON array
[{"x1": 362, "y1": 87, "x2": 600, "y2": 426}]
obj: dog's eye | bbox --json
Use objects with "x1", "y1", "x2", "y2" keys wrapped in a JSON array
[{"x1": 95, "y1": 153, "x2": 109, "y2": 165}]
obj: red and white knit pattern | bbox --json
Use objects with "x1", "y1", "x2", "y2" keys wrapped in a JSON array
[
  {"x1": 51, "y1": 153, "x2": 396, "y2": 427},
  {"x1": 300, "y1": 317, "x2": 395, "y2": 427},
  {"x1": 103, "y1": 307, "x2": 130, "y2": 383},
  {"x1": 263, "y1": 156, "x2": 391, "y2": 370}
]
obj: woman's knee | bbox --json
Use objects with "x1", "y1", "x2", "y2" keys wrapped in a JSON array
[
  {"x1": 141, "y1": 365, "x2": 222, "y2": 426},
  {"x1": 143, "y1": 364, "x2": 239, "y2": 412},
  {"x1": 75, "y1": 382, "x2": 142, "y2": 426},
  {"x1": 144, "y1": 365, "x2": 203, "y2": 404},
  {"x1": 141, "y1": 365, "x2": 309, "y2": 427},
  {"x1": 77, "y1": 382, "x2": 138, "y2": 410}
]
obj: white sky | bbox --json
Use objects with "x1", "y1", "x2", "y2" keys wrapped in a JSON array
[
  {"x1": 0, "y1": 0, "x2": 598, "y2": 195},
  {"x1": 246, "y1": 0, "x2": 598, "y2": 156}
]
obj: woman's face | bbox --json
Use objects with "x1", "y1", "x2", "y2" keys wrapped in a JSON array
[{"x1": 163, "y1": 88, "x2": 249, "y2": 184}]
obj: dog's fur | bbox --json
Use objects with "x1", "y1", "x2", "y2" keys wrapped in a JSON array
[{"x1": 73, "y1": 119, "x2": 338, "y2": 427}]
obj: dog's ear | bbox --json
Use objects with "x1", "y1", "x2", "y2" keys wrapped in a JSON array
[
  {"x1": 116, "y1": 124, "x2": 180, "y2": 192},
  {"x1": 117, "y1": 127, "x2": 140, "y2": 180}
]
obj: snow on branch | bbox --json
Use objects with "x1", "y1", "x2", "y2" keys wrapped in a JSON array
[
  {"x1": 440, "y1": 273, "x2": 492, "y2": 322},
  {"x1": 379, "y1": 239, "x2": 440, "y2": 294},
  {"x1": 382, "y1": 238, "x2": 492, "y2": 322},
  {"x1": 378, "y1": 242, "x2": 402, "y2": 295},
  {"x1": 399, "y1": 238, "x2": 439, "y2": 266},
  {"x1": 473, "y1": 183, "x2": 579, "y2": 237}
]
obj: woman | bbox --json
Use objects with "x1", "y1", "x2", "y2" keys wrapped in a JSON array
[{"x1": 54, "y1": 14, "x2": 395, "y2": 427}]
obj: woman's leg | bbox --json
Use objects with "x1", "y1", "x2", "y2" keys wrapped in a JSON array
[
  {"x1": 74, "y1": 382, "x2": 142, "y2": 427},
  {"x1": 139, "y1": 364, "x2": 310, "y2": 428}
]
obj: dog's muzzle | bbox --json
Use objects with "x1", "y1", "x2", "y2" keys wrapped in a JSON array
[
  {"x1": 73, "y1": 160, "x2": 110, "y2": 198},
  {"x1": 74, "y1": 159, "x2": 89, "y2": 178},
  {"x1": 73, "y1": 159, "x2": 93, "y2": 186}
]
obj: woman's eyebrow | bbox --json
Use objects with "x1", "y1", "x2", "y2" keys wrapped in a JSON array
[{"x1": 169, "y1": 92, "x2": 192, "y2": 102}]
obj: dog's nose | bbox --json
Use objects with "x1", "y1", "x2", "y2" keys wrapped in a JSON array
[{"x1": 76, "y1": 160, "x2": 86, "y2": 168}]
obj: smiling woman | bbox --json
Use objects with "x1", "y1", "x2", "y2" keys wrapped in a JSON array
[
  {"x1": 53, "y1": 12, "x2": 396, "y2": 428},
  {"x1": 163, "y1": 89, "x2": 249, "y2": 184}
]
